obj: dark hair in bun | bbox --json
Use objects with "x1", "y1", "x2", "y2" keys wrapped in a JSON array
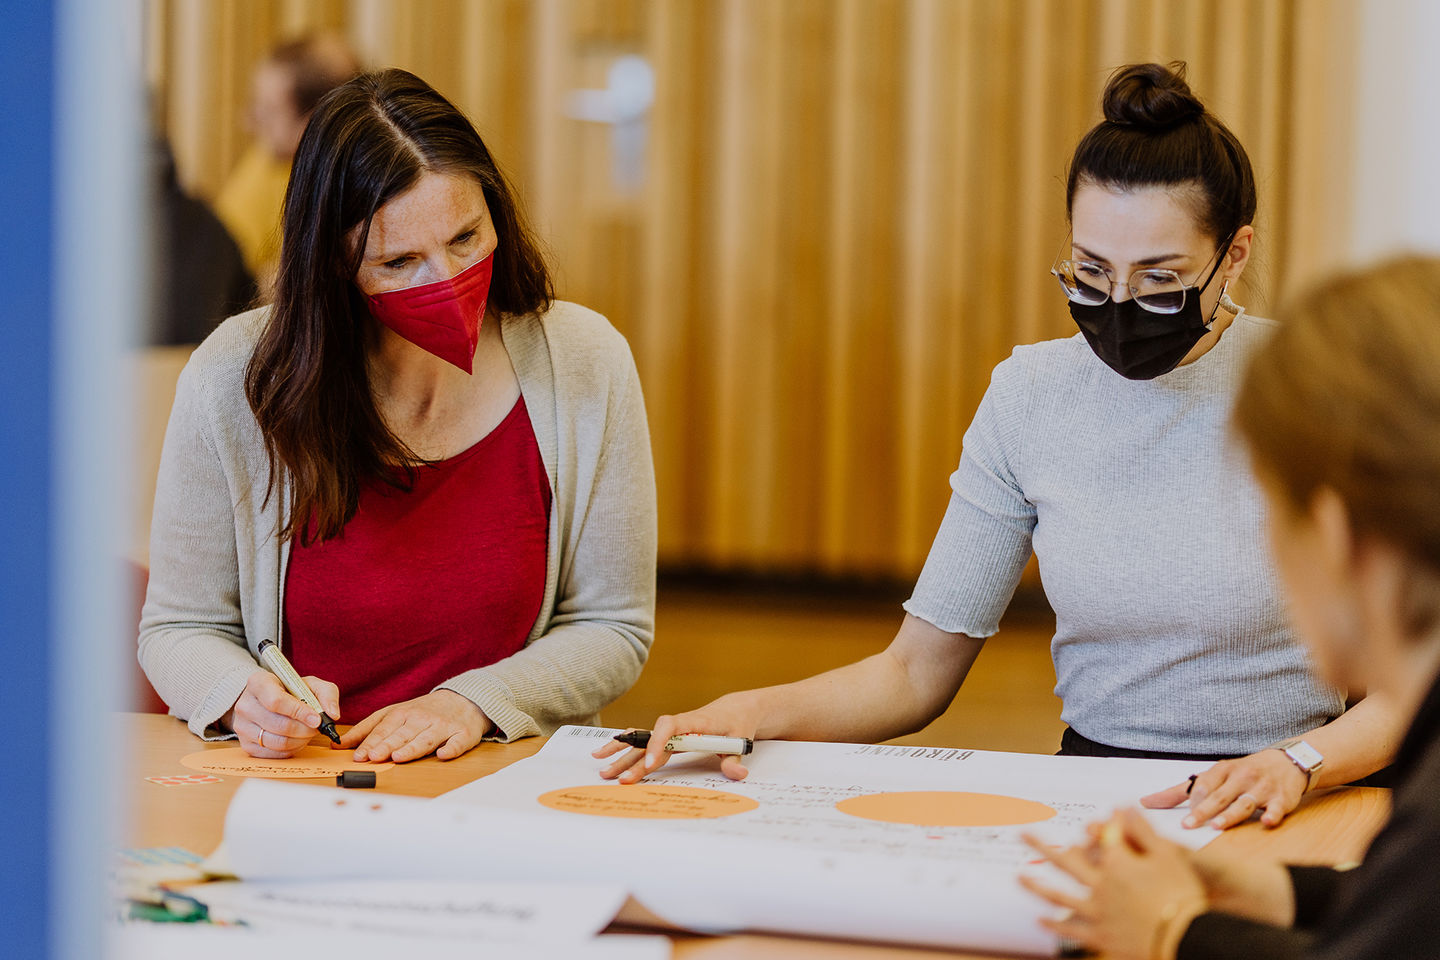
[{"x1": 1066, "y1": 62, "x2": 1255, "y2": 244}]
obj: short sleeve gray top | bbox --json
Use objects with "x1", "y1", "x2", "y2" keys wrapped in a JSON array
[{"x1": 904, "y1": 314, "x2": 1343, "y2": 754}]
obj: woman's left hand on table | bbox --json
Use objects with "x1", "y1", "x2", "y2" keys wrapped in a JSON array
[
  {"x1": 1141, "y1": 748, "x2": 1306, "y2": 830},
  {"x1": 339, "y1": 689, "x2": 491, "y2": 762}
]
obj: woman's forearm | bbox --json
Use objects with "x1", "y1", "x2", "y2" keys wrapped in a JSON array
[
  {"x1": 737, "y1": 614, "x2": 986, "y2": 743},
  {"x1": 1297, "y1": 690, "x2": 1403, "y2": 788}
]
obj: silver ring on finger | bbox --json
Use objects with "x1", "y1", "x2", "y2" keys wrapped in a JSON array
[
  {"x1": 255, "y1": 727, "x2": 267, "y2": 748},
  {"x1": 1238, "y1": 792, "x2": 1260, "y2": 808}
]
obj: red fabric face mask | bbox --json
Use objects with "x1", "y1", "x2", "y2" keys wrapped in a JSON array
[{"x1": 365, "y1": 252, "x2": 494, "y2": 373}]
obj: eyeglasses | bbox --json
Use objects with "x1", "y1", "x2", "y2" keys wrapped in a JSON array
[{"x1": 1051, "y1": 236, "x2": 1231, "y2": 315}]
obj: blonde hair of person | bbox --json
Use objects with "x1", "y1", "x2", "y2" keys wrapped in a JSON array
[{"x1": 1235, "y1": 255, "x2": 1440, "y2": 633}]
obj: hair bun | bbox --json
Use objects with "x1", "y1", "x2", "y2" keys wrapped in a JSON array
[{"x1": 1102, "y1": 62, "x2": 1205, "y2": 130}]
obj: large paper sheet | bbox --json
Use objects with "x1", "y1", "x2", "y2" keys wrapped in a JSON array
[
  {"x1": 183, "y1": 879, "x2": 629, "y2": 941},
  {"x1": 220, "y1": 727, "x2": 1215, "y2": 956},
  {"x1": 108, "y1": 924, "x2": 670, "y2": 960}
]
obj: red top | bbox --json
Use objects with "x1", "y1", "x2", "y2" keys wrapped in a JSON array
[{"x1": 283, "y1": 396, "x2": 551, "y2": 721}]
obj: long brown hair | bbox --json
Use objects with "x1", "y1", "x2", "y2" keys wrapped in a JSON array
[
  {"x1": 245, "y1": 68, "x2": 553, "y2": 545},
  {"x1": 1235, "y1": 256, "x2": 1440, "y2": 629}
]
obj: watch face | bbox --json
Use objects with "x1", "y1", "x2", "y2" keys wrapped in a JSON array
[{"x1": 1285, "y1": 741, "x2": 1324, "y2": 771}]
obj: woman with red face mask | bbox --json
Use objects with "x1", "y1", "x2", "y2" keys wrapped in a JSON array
[{"x1": 140, "y1": 69, "x2": 657, "y2": 763}]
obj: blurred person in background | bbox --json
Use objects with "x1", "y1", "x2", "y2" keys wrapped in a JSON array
[
  {"x1": 141, "y1": 69, "x2": 656, "y2": 763},
  {"x1": 214, "y1": 32, "x2": 361, "y2": 296},
  {"x1": 147, "y1": 133, "x2": 256, "y2": 345},
  {"x1": 1024, "y1": 255, "x2": 1440, "y2": 959},
  {"x1": 598, "y1": 62, "x2": 1400, "y2": 831}
]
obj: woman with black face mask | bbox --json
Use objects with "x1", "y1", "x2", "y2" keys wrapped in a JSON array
[
  {"x1": 597, "y1": 62, "x2": 1400, "y2": 834},
  {"x1": 1025, "y1": 256, "x2": 1440, "y2": 960}
]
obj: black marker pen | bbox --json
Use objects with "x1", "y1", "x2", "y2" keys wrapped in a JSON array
[
  {"x1": 613, "y1": 730, "x2": 754, "y2": 755},
  {"x1": 256, "y1": 639, "x2": 340, "y2": 744}
]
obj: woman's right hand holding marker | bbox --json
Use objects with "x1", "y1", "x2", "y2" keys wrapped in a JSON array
[
  {"x1": 225, "y1": 669, "x2": 341, "y2": 759},
  {"x1": 594, "y1": 692, "x2": 763, "y2": 783}
]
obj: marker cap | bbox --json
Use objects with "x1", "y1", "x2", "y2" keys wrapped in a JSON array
[{"x1": 336, "y1": 770, "x2": 376, "y2": 789}]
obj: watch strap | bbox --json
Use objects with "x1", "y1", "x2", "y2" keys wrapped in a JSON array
[{"x1": 1271, "y1": 739, "x2": 1324, "y2": 792}]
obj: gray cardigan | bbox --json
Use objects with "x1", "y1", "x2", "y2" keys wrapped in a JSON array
[{"x1": 139, "y1": 300, "x2": 657, "y2": 742}]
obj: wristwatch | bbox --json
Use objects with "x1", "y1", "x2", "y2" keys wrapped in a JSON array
[{"x1": 1271, "y1": 739, "x2": 1324, "y2": 793}]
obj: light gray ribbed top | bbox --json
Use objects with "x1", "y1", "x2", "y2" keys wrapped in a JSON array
[{"x1": 904, "y1": 314, "x2": 1343, "y2": 754}]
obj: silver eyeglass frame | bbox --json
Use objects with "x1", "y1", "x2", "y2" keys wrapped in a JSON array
[{"x1": 1050, "y1": 233, "x2": 1234, "y2": 316}]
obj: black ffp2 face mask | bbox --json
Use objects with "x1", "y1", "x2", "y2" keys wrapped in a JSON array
[
  {"x1": 1069, "y1": 292, "x2": 1216, "y2": 380},
  {"x1": 1067, "y1": 240, "x2": 1234, "y2": 380}
]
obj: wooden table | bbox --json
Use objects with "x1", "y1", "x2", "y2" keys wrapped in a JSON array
[{"x1": 124, "y1": 713, "x2": 1390, "y2": 958}]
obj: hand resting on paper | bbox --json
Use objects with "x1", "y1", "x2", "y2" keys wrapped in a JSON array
[
  {"x1": 593, "y1": 693, "x2": 763, "y2": 783},
  {"x1": 339, "y1": 689, "x2": 491, "y2": 763},
  {"x1": 1020, "y1": 808, "x2": 1207, "y2": 960},
  {"x1": 225, "y1": 670, "x2": 342, "y2": 758},
  {"x1": 1020, "y1": 808, "x2": 1296, "y2": 960},
  {"x1": 1140, "y1": 748, "x2": 1307, "y2": 830}
]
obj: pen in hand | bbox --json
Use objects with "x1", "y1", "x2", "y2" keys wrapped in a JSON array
[
  {"x1": 612, "y1": 730, "x2": 754, "y2": 756},
  {"x1": 256, "y1": 639, "x2": 341, "y2": 744}
]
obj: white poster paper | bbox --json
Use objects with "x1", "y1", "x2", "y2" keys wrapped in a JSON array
[
  {"x1": 107, "y1": 923, "x2": 670, "y2": 960},
  {"x1": 217, "y1": 728, "x2": 1215, "y2": 956},
  {"x1": 183, "y1": 879, "x2": 629, "y2": 941}
]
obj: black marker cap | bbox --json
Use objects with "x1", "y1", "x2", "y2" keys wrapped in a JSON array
[
  {"x1": 613, "y1": 730, "x2": 651, "y2": 749},
  {"x1": 336, "y1": 770, "x2": 376, "y2": 789}
]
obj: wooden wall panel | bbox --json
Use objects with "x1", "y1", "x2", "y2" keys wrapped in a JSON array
[{"x1": 145, "y1": 0, "x2": 1358, "y2": 581}]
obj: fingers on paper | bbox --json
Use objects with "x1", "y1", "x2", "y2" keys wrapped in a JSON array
[
  {"x1": 1139, "y1": 780, "x2": 1192, "y2": 810},
  {"x1": 1182, "y1": 754, "x2": 1299, "y2": 830},
  {"x1": 233, "y1": 675, "x2": 316, "y2": 757},
  {"x1": 597, "y1": 712, "x2": 754, "y2": 784},
  {"x1": 1017, "y1": 873, "x2": 1088, "y2": 915},
  {"x1": 433, "y1": 725, "x2": 480, "y2": 761},
  {"x1": 1037, "y1": 910, "x2": 1093, "y2": 946},
  {"x1": 386, "y1": 726, "x2": 436, "y2": 763},
  {"x1": 597, "y1": 745, "x2": 649, "y2": 782},
  {"x1": 340, "y1": 708, "x2": 387, "y2": 752},
  {"x1": 718, "y1": 754, "x2": 751, "y2": 781},
  {"x1": 238, "y1": 721, "x2": 304, "y2": 758},
  {"x1": 237, "y1": 716, "x2": 311, "y2": 758},
  {"x1": 645, "y1": 712, "x2": 753, "y2": 781},
  {"x1": 605, "y1": 715, "x2": 688, "y2": 783},
  {"x1": 1021, "y1": 833, "x2": 1099, "y2": 887},
  {"x1": 1115, "y1": 808, "x2": 1162, "y2": 850},
  {"x1": 343, "y1": 693, "x2": 485, "y2": 763},
  {"x1": 1017, "y1": 867, "x2": 1096, "y2": 948},
  {"x1": 642, "y1": 714, "x2": 685, "y2": 777},
  {"x1": 356, "y1": 719, "x2": 406, "y2": 762}
]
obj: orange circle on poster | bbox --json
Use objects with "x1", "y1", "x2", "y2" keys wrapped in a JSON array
[
  {"x1": 836, "y1": 791, "x2": 1056, "y2": 828},
  {"x1": 179, "y1": 746, "x2": 394, "y2": 779},
  {"x1": 538, "y1": 784, "x2": 760, "y2": 819}
]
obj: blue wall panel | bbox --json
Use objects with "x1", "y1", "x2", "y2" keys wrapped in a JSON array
[{"x1": 0, "y1": 3, "x2": 55, "y2": 959}]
